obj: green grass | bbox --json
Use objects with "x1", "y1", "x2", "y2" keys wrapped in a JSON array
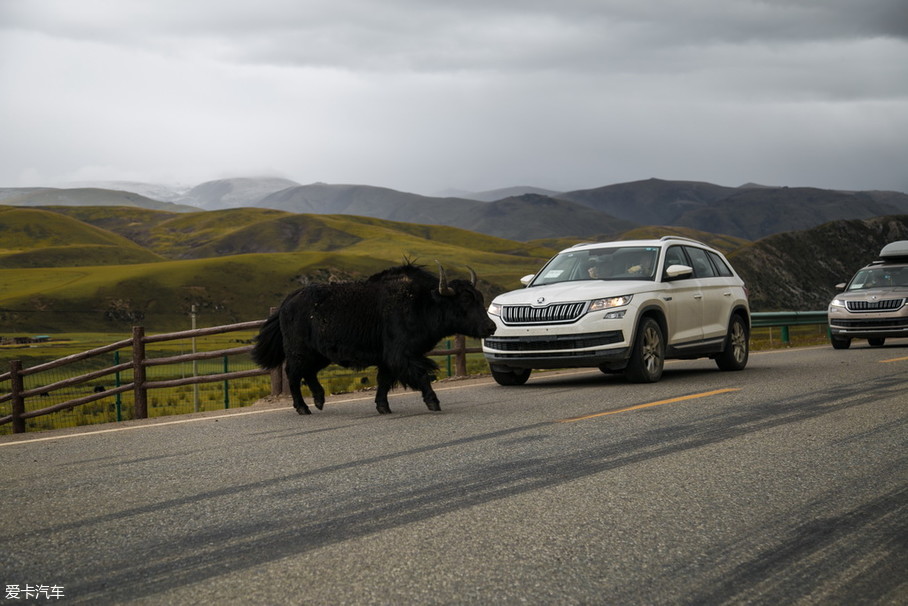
[{"x1": 0, "y1": 205, "x2": 554, "y2": 333}]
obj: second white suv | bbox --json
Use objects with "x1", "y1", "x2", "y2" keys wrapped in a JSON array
[{"x1": 483, "y1": 236, "x2": 750, "y2": 385}]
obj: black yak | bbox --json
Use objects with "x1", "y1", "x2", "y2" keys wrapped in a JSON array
[{"x1": 252, "y1": 262, "x2": 496, "y2": 415}]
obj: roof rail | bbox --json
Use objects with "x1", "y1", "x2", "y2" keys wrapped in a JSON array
[{"x1": 659, "y1": 235, "x2": 707, "y2": 246}]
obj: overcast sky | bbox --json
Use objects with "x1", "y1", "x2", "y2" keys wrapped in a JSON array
[{"x1": 1, "y1": 0, "x2": 906, "y2": 196}]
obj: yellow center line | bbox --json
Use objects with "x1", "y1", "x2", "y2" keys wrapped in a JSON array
[
  {"x1": 880, "y1": 356, "x2": 908, "y2": 363},
  {"x1": 556, "y1": 388, "x2": 741, "y2": 423}
]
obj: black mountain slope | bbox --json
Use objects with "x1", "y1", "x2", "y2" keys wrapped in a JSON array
[
  {"x1": 556, "y1": 178, "x2": 908, "y2": 240},
  {"x1": 676, "y1": 187, "x2": 908, "y2": 241},
  {"x1": 256, "y1": 182, "x2": 482, "y2": 226},
  {"x1": 728, "y1": 215, "x2": 908, "y2": 311},
  {"x1": 457, "y1": 194, "x2": 637, "y2": 241},
  {"x1": 557, "y1": 178, "x2": 738, "y2": 225},
  {"x1": 256, "y1": 184, "x2": 636, "y2": 241}
]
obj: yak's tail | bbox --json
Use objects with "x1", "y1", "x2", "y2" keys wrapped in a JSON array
[{"x1": 252, "y1": 313, "x2": 285, "y2": 369}]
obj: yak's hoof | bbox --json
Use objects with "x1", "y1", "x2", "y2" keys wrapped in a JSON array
[
  {"x1": 295, "y1": 406, "x2": 311, "y2": 415},
  {"x1": 426, "y1": 401, "x2": 441, "y2": 412},
  {"x1": 376, "y1": 405, "x2": 392, "y2": 415},
  {"x1": 315, "y1": 400, "x2": 325, "y2": 411}
]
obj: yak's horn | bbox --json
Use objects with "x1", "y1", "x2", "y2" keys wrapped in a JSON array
[
  {"x1": 467, "y1": 266, "x2": 477, "y2": 287},
  {"x1": 436, "y1": 260, "x2": 455, "y2": 296}
]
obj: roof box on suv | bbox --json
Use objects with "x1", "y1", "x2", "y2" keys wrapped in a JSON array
[{"x1": 879, "y1": 240, "x2": 908, "y2": 259}]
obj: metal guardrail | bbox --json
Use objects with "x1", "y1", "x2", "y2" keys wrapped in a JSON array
[
  {"x1": 750, "y1": 311, "x2": 828, "y2": 344},
  {"x1": 750, "y1": 311, "x2": 828, "y2": 327}
]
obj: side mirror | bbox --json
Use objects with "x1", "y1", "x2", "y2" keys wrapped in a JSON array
[
  {"x1": 665, "y1": 264, "x2": 693, "y2": 280},
  {"x1": 835, "y1": 282, "x2": 846, "y2": 290},
  {"x1": 520, "y1": 274, "x2": 535, "y2": 286}
]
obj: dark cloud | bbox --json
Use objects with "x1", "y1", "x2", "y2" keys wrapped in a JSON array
[{"x1": 0, "y1": 0, "x2": 905, "y2": 193}]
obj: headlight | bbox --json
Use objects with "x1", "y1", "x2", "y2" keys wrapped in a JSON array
[
  {"x1": 589, "y1": 295, "x2": 633, "y2": 312},
  {"x1": 488, "y1": 302, "x2": 502, "y2": 316},
  {"x1": 830, "y1": 298, "x2": 846, "y2": 308}
]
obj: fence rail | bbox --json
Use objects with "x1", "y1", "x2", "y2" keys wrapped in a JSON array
[
  {"x1": 1, "y1": 323, "x2": 477, "y2": 434},
  {"x1": 3, "y1": 312, "x2": 827, "y2": 434}
]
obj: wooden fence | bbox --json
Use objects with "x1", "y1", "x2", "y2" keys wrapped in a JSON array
[{"x1": 0, "y1": 321, "x2": 475, "y2": 434}]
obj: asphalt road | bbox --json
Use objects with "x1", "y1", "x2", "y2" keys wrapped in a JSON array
[{"x1": 1, "y1": 343, "x2": 906, "y2": 605}]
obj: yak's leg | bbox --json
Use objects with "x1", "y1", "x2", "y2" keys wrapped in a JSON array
[
  {"x1": 302, "y1": 356, "x2": 330, "y2": 410},
  {"x1": 407, "y1": 357, "x2": 440, "y2": 412},
  {"x1": 284, "y1": 356, "x2": 311, "y2": 415},
  {"x1": 374, "y1": 365, "x2": 394, "y2": 415}
]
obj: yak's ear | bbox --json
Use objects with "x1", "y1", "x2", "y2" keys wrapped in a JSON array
[{"x1": 435, "y1": 260, "x2": 455, "y2": 296}]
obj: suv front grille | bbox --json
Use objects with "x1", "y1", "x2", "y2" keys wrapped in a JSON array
[
  {"x1": 846, "y1": 298, "x2": 905, "y2": 312},
  {"x1": 501, "y1": 302, "x2": 586, "y2": 324}
]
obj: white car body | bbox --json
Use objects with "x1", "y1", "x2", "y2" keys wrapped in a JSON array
[
  {"x1": 828, "y1": 240, "x2": 908, "y2": 349},
  {"x1": 482, "y1": 237, "x2": 750, "y2": 385}
]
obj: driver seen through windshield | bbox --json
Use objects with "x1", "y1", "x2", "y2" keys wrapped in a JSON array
[{"x1": 532, "y1": 247, "x2": 660, "y2": 286}]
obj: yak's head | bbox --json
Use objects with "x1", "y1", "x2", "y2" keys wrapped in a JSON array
[{"x1": 435, "y1": 261, "x2": 497, "y2": 339}]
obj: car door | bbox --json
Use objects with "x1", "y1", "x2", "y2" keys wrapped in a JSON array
[
  {"x1": 684, "y1": 246, "x2": 728, "y2": 341},
  {"x1": 661, "y1": 245, "x2": 703, "y2": 345}
]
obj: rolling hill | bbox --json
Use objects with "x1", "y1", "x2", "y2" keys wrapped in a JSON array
[
  {"x1": 0, "y1": 206, "x2": 557, "y2": 332},
  {"x1": 0, "y1": 206, "x2": 165, "y2": 268}
]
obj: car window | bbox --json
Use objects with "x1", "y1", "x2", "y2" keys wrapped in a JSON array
[
  {"x1": 684, "y1": 246, "x2": 717, "y2": 278},
  {"x1": 664, "y1": 245, "x2": 688, "y2": 268},
  {"x1": 532, "y1": 246, "x2": 660, "y2": 285},
  {"x1": 847, "y1": 265, "x2": 908, "y2": 290},
  {"x1": 707, "y1": 251, "x2": 734, "y2": 277},
  {"x1": 663, "y1": 246, "x2": 690, "y2": 280}
]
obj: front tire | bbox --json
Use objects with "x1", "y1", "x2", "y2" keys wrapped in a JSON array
[
  {"x1": 831, "y1": 336, "x2": 851, "y2": 350},
  {"x1": 715, "y1": 314, "x2": 749, "y2": 371},
  {"x1": 491, "y1": 366, "x2": 532, "y2": 386},
  {"x1": 868, "y1": 338, "x2": 885, "y2": 347},
  {"x1": 625, "y1": 317, "x2": 664, "y2": 383}
]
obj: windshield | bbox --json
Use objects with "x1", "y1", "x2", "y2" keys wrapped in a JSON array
[
  {"x1": 846, "y1": 265, "x2": 908, "y2": 290},
  {"x1": 531, "y1": 246, "x2": 660, "y2": 286}
]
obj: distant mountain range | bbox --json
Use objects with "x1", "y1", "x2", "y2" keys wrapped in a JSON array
[{"x1": 3, "y1": 177, "x2": 906, "y2": 242}]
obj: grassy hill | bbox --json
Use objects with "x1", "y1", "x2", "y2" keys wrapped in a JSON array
[
  {"x1": 4, "y1": 202, "x2": 906, "y2": 332},
  {"x1": 0, "y1": 206, "x2": 165, "y2": 268},
  {"x1": 0, "y1": 206, "x2": 556, "y2": 333}
]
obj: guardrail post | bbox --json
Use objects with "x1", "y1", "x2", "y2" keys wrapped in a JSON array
[
  {"x1": 132, "y1": 326, "x2": 148, "y2": 419},
  {"x1": 781, "y1": 325, "x2": 790, "y2": 345},
  {"x1": 10, "y1": 360, "x2": 26, "y2": 434},
  {"x1": 454, "y1": 334, "x2": 467, "y2": 377}
]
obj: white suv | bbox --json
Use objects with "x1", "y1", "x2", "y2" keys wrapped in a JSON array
[
  {"x1": 828, "y1": 240, "x2": 908, "y2": 349},
  {"x1": 483, "y1": 237, "x2": 750, "y2": 385}
]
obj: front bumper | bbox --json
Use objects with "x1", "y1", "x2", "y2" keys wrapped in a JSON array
[
  {"x1": 828, "y1": 318, "x2": 908, "y2": 339},
  {"x1": 483, "y1": 330, "x2": 628, "y2": 369}
]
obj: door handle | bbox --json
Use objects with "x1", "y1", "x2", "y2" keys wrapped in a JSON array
[{"x1": 694, "y1": 294, "x2": 703, "y2": 300}]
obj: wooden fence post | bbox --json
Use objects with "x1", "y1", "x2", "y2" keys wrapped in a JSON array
[
  {"x1": 454, "y1": 334, "x2": 467, "y2": 377},
  {"x1": 10, "y1": 360, "x2": 25, "y2": 434},
  {"x1": 132, "y1": 326, "x2": 148, "y2": 419}
]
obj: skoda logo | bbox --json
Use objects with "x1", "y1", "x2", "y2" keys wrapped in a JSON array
[{"x1": 536, "y1": 297, "x2": 546, "y2": 305}]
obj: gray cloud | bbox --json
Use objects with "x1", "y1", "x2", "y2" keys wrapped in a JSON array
[{"x1": 0, "y1": 0, "x2": 906, "y2": 194}]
